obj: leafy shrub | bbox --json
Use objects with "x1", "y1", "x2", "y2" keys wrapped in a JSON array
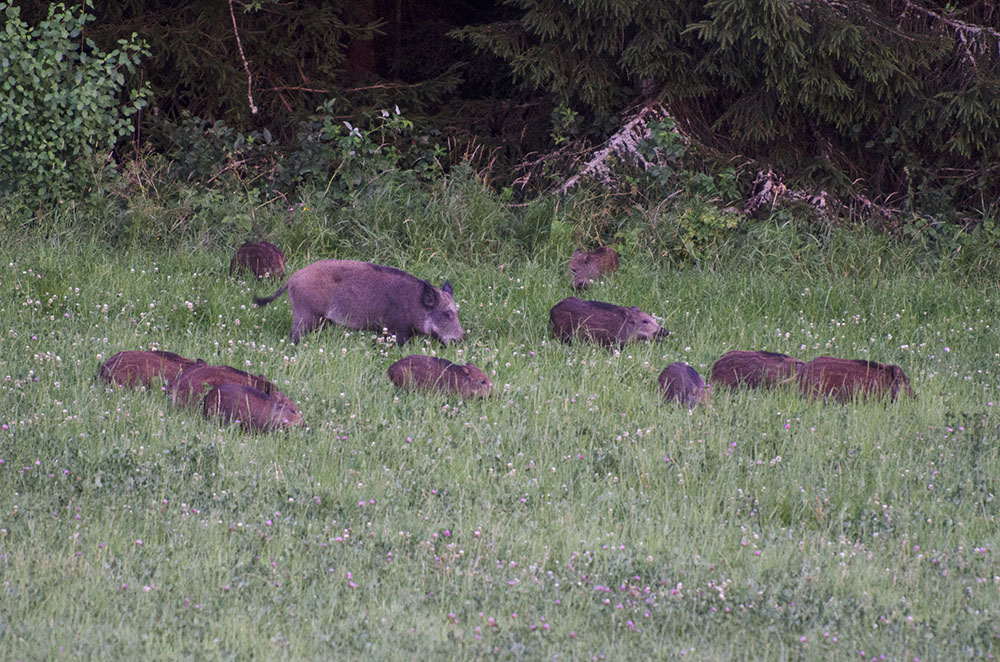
[
  {"x1": 0, "y1": 1, "x2": 149, "y2": 206},
  {"x1": 157, "y1": 101, "x2": 444, "y2": 199}
]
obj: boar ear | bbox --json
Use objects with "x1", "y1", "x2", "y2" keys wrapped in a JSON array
[
  {"x1": 441, "y1": 280, "x2": 453, "y2": 296},
  {"x1": 421, "y1": 282, "x2": 440, "y2": 308}
]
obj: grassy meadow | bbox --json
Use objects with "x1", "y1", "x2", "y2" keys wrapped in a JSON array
[{"x1": 1, "y1": 226, "x2": 998, "y2": 660}]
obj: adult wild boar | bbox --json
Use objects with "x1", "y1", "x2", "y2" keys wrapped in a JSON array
[
  {"x1": 254, "y1": 260, "x2": 464, "y2": 345},
  {"x1": 387, "y1": 355, "x2": 493, "y2": 398},
  {"x1": 659, "y1": 362, "x2": 712, "y2": 408},
  {"x1": 230, "y1": 241, "x2": 286, "y2": 280},
  {"x1": 797, "y1": 356, "x2": 915, "y2": 403},
  {"x1": 569, "y1": 247, "x2": 619, "y2": 290},
  {"x1": 710, "y1": 350, "x2": 803, "y2": 390},
  {"x1": 169, "y1": 363, "x2": 277, "y2": 408},
  {"x1": 549, "y1": 297, "x2": 669, "y2": 348},
  {"x1": 202, "y1": 383, "x2": 304, "y2": 432},
  {"x1": 98, "y1": 350, "x2": 203, "y2": 389}
]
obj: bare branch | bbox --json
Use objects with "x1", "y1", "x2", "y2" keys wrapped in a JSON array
[{"x1": 229, "y1": 0, "x2": 258, "y2": 114}]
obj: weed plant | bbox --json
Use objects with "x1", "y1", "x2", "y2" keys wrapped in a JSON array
[{"x1": 1, "y1": 220, "x2": 998, "y2": 660}]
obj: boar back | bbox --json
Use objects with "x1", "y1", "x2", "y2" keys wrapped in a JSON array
[
  {"x1": 549, "y1": 297, "x2": 669, "y2": 347},
  {"x1": 169, "y1": 363, "x2": 277, "y2": 407},
  {"x1": 388, "y1": 355, "x2": 493, "y2": 398},
  {"x1": 710, "y1": 350, "x2": 803, "y2": 390},
  {"x1": 797, "y1": 356, "x2": 915, "y2": 403}
]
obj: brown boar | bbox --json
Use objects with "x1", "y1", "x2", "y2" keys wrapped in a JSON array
[
  {"x1": 169, "y1": 363, "x2": 278, "y2": 408},
  {"x1": 98, "y1": 350, "x2": 203, "y2": 389},
  {"x1": 549, "y1": 297, "x2": 669, "y2": 348},
  {"x1": 659, "y1": 362, "x2": 712, "y2": 408},
  {"x1": 569, "y1": 247, "x2": 619, "y2": 290},
  {"x1": 797, "y1": 356, "x2": 915, "y2": 403},
  {"x1": 710, "y1": 350, "x2": 803, "y2": 390},
  {"x1": 202, "y1": 383, "x2": 304, "y2": 431},
  {"x1": 387, "y1": 355, "x2": 493, "y2": 398},
  {"x1": 254, "y1": 260, "x2": 464, "y2": 345},
  {"x1": 229, "y1": 241, "x2": 286, "y2": 280}
]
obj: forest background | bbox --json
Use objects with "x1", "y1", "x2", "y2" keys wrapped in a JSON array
[{"x1": 1, "y1": 0, "x2": 999, "y2": 266}]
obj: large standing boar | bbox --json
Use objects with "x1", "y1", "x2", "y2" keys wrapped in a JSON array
[
  {"x1": 202, "y1": 383, "x2": 304, "y2": 431},
  {"x1": 797, "y1": 356, "x2": 915, "y2": 403},
  {"x1": 230, "y1": 241, "x2": 286, "y2": 280},
  {"x1": 710, "y1": 350, "x2": 803, "y2": 390},
  {"x1": 569, "y1": 247, "x2": 619, "y2": 290},
  {"x1": 659, "y1": 362, "x2": 712, "y2": 408},
  {"x1": 169, "y1": 363, "x2": 278, "y2": 407},
  {"x1": 98, "y1": 350, "x2": 203, "y2": 389},
  {"x1": 387, "y1": 355, "x2": 493, "y2": 398},
  {"x1": 549, "y1": 297, "x2": 669, "y2": 348},
  {"x1": 253, "y1": 260, "x2": 464, "y2": 345}
]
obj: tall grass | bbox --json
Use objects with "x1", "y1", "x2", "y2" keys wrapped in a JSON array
[{"x1": 1, "y1": 213, "x2": 998, "y2": 660}]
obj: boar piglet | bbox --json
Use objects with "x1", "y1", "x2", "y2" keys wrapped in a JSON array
[
  {"x1": 549, "y1": 297, "x2": 669, "y2": 348},
  {"x1": 797, "y1": 356, "x2": 915, "y2": 403},
  {"x1": 169, "y1": 363, "x2": 277, "y2": 407},
  {"x1": 388, "y1": 355, "x2": 493, "y2": 398},
  {"x1": 659, "y1": 362, "x2": 712, "y2": 408},
  {"x1": 254, "y1": 259, "x2": 464, "y2": 345},
  {"x1": 230, "y1": 241, "x2": 286, "y2": 280},
  {"x1": 710, "y1": 350, "x2": 803, "y2": 390},
  {"x1": 202, "y1": 383, "x2": 304, "y2": 432},
  {"x1": 569, "y1": 247, "x2": 619, "y2": 290},
  {"x1": 98, "y1": 350, "x2": 203, "y2": 389}
]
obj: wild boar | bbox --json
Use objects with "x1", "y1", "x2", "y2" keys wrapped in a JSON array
[
  {"x1": 98, "y1": 350, "x2": 203, "y2": 389},
  {"x1": 169, "y1": 363, "x2": 278, "y2": 407},
  {"x1": 229, "y1": 241, "x2": 286, "y2": 280},
  {"x1": 797, "y1": 356, "x2": 915, "y2": 403},
  {"x1": 710, "y1": 350, "x2": 803, "y2": 390},
  {"x1": 569, "y1": 246, "x2": 619, "y2": 290},
  {"x1": 254, "y1": 260, "x2": 464, "y2": 345},
  {"x1": 387, "y1": 355, "x2": 493, "y2": 398},
  {"x1": 202, "y1": 383, "x2": 304, "y2": 431},
  {"x1": 659, "y1": 362, "x2": 712, "y2": 408},
  {"x1": 549, "y1": 297, "x2": 669, "y2": 348}
]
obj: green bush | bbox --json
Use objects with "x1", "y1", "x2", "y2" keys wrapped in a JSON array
[{"x1": 0, "y1": 0, "x2": 149, "y2": 206}]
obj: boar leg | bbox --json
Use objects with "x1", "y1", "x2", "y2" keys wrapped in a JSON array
[{"x1": 290, "y1": 310, "x2": 324, "y2": 344}]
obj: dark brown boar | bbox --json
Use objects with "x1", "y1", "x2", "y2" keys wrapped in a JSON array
[
  {"x1": 229, "y1": 241, "x2": 286, "y2": 280},
  {"x1": 202, "y1": 383, "x2": 304, "y2": 431},
  {"x1": 710, "y1": 350, "x2": 803, "y2": 390},
  {"x1": 797, "y1": 356, "x2": 915, "y2": 403},
  {"x1": 549, "y1": 297, "x2": 669, "y2": 348},
  {"x1": 659, "y1": 362, "x2": 712, "y2": 408},
  {"x1": 387, "y1": 355, "x2": 493, "y2": 398},
  {"x1": 98, "y1": 350, "x2": 203, "y2": 389},
  {"x1": 169, "y1": 363, "x2": 278, "y2": 407},
  {"x1": 569, "y1": 247, "x2": 619, "y2": 290},
  {"x1": 254, "y1": 260, "x2": 464, "y2": 345}
]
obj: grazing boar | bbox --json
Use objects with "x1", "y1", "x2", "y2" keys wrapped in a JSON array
[
  {"x1": 797, "y1": 356, "x2": 915, "y2": 403},
  {"x1": 254, "y1": 260, "x2": 464, "y2": 345},
  {"x1": 387, "y1": 355, "x2": 493, "y2": 398},
  {"x1": 659, "y1": 362, "x2": 712, "y2": 408},
  {"x1": 202, "y1": 383, "x2": 304, "y2": 431},
  {"x1": 169, "y1": 363, "x2": 277, "y2": 408},
  {"x1": 710, "y1": 350, "x2": 803, "y2": 390},
  {"x1": 229, "y1": 241, "x2": 286, "y2": 280},
  {"x1": 98, "y1": 350, "x2": 203, "y2": 389},
  {"x1": 569, "y1": 247, "x2": 619, "y2": 290},
  {"x1": 549, "y1": 297, "x2": 669, "y2": 348}
]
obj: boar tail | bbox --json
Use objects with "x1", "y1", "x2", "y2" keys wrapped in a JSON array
[{"x1": 253, "y1": 283, "x2": 288, "y2": 308}]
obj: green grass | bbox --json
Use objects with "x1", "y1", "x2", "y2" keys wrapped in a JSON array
[{"x1": 1, "y1": 230, "x2": 998, "y2": 661}]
